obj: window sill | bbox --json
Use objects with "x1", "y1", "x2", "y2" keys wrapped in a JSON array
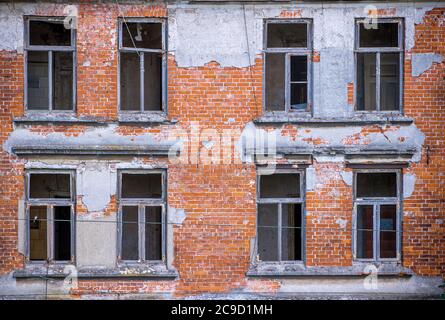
[
  {"x1": 14, "y1": 263, "x2": 178, "y2": 280},
  {"x1": 14, "y1": 114, "x2": 109, "y2": 125},
  {"x1": 118, "y1": 113, "x2": 177, "y2": 125},
  {"x1": 246, "y1": 261, "x2": 413, "y2": 278},
  {"x1": 254, "y1": 113, "x2": 413, "y2": 125}
]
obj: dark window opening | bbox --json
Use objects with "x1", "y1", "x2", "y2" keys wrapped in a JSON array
[
  {"x1": 29, "y1": 173, "x2": 71, "y2": 199},
  {"x1": 29, "y1": 20, "x2": 71, "y2": 47},
  {"x1": 258, "y1": 203, "x2": 278, "y2": 261},
  {"x1": 260, "y1": 173, "x2": 300, "y2": 198},
  {"x1": 122, "y1": 22, "x2": 162, "y2": 50},
  {"x1": 121, "y1": 206, "x2": 139, "y2": 261},
  {"x1": 357, "y1": 53, "x2": 376, "y2": 111},
  {"x1": 281, "y1": 203, "x2": 302, "y2": 260},
  {"x1": 144, "y1": 53, "x2": 162, "y2": 111},
  {"x1": 359, "y1": 22, "x2": 398, "y2": 48},
  {"x1": 356, "y1": 172, "x2": 397, "y2": 198},
  {"x1": 267, "y1": 23, "x2": 307, "y2": 48},
  {"x1": 290, "y1": 55, "x2": 308, "y2": 110},
  {"x1": 53, "y1": 206, "x2": 71, "y2": 261},
  {"x1": 380, "y1": 53, "x2": 400, "y2": 111},
  {"x1": 53, "y1": 51, "x2": 73, "y2": 110},
  {"x1": 265, "y1": 52, "x2": 286, "y2": 111},
  {"x1": 356, "y1": 205, "x2": 374, "y2": 259},
  {"x1": 29, "y1": 206, "x2": 47, "y2": 261},
  {"x1": 380, "y1": 205, "x2": 397, "y2": 258},
  {"x1": 121, "y1": 173, "x2": 162, "y2": 199},
  {"x1": 145, "y1": 206, "x2": 162, "y2": 260},
  {"x1": 27, "y1": 51, "x2": 49, "y2": 110},
  {"x1": 120, "y1": 52, "x2": 140, "y2": 111}
]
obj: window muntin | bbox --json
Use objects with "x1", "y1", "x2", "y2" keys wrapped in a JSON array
[
  {"x1": 353, "y1": 170, "x2": 401, "y2": 261},
  {"x1": 355, "y1": 19, "x2": 403, "y2": 112},
  {"x1": 118, "y1": 170, "x2": 166, "y2": 263},
  {"x1": 26, "y1": 171, "x2": 75, "y2": 263},
  {"x1": 257, "y1": 169, "x2": 305, "y2": 262},
  {"x1": 264, "y1": 20, "x2": 312, "y2": 113},
  {"x1": 25, "y1": 17, "x2": 76, "y2": 112},
  {"x1": 118, "y1": 18, "x2": 166, "y2": 113}
]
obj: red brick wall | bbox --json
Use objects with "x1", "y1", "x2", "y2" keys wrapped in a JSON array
[{"x1": 0, "y1": 4, "x2": 444, "y2": 299}]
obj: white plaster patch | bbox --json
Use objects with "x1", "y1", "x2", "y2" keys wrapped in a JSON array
[
  {"x1": 168, "y1": 206, "x2": 187, "y2": 225},
  {"x1": 78, "y1": 163, "x2": 113, "y2": 213},
  {"x1": 306, "y1": 167, "x2": 316, "y2": 191},
  {"x1": 340, "y1": 171, "x2": 353, "y2": 186},
  {"x1": 411, "y1": 53, "x2": 443, "y2": 77},
  {"x1": 403, "y1": 173, "x2": 416, "y2": 198},
  {"x1": 336, "y1": 218, "x2": 348, "y2": 229}
]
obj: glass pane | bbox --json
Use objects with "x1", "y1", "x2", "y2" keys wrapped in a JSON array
[
  {"x1": 54, "y1": 206, "x2": 71, "y2": 261},
  {"x1": 267, "y1": 23, "x2": 307, "y2": 48},
  {"x1": 27, "y1": 51, "x2": 49, "y2": 110},
  {"x1": 121, "y1": 173, "x2": 162, "y2": 199},
  {"x1": 143, "y1": 52, "x2": 162, "y2": 111},
  {"x1": 257, "y1": 204, "x2": 278, "y2": 261},
  {"x1": 122, "y1": 22, "x2": 162, "y2": 50},
  {"x1": 380, "y1": 53, "x2": 400, "y2": 111},
  {"x1": 29, "y1": 206, "x2": 47, "y2": 261},
  {"x1": 145, "y1": 206, "x2": 162, "y2": 260},
  {"x1": 357, "y1": 205, "x2": 374, "y2": 259},
  {"x1": 122, "y1": 206, "x2": 139, "y2": 260},
  {"x1": 260, "y1": 173, "x2": 300, "y2": 198},
  {"x1": 290, "y1": 56, "x2": 307, "y2": 82},
  {"x1": 29, "y1": 20, "x2": 71, "y2": 46},
  {"x1": 53, "y1": 51, "x2": 73, "y2": 110},
  {"x1": 359, "y1": 22, "x2": 399, "y2": 48},
  {"x1": 120, "y1": 52, "x2": 140, "y2": 111},
  {"x1": 356, "y1": 172, "x2": 397, "y2": 198},
  {"x1": 282, "y1": 203, "x2": 302, "y2": 261},
  {"x1": 290, "y1": 83, "x2": 307, "y2": 110},
  {"x1": 380, "y1": 205, "x2": 397, "y2": 259},
  {"x1": 29, "y1": 173, "x2": 71, "y2": 199},
  {"x1": 356, "y1": 53, "x2": 376, "y2": 111},
  {"x1": 265, "y1": 53, "x2": 285, "y2": 111}
]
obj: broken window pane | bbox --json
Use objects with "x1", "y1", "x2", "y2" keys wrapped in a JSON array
[
  {"x1": 122, "y1": 206, "x2": 139, "y2": 260},
  {"x1": 27, "y1": 51, "x2": 49, "y2": 110},
  {"x1": 53, "y1": 206, "x2": 71, "y2": 261},
  {"x1": 380, "y1": 205, "x2": 397, "y2": 258},
  {"x1": 281, "y1": 203, "x2": 302, "y2": 260},
  {"x1": 356, "y1": 53, "x2": 376, "y2": 111},
  {"x1": 29, "y1": 20, "x2": 71, "y2": 47},
  {"x1": 144, "y1": 53, "x2": 162, "y2": 111},
  {"x1": 359, "y1": 22, "x2": 398, "y2": 48},
  {"x1": 29, "y1": 173, "x2": 71, "y2": 199},
  {"x1": 53, "y1": 51, "x2": 73, "y2": 110},
  {"x1": 122, "y1": 22, "x2": 162, "y2": 50},
  {"x1": 265, "y1": 53, "x2": 285, "y2": 111},
  {"x1": 145, "y1": 206, "x2": 162, "y2": 260},
  {"x1": 260, "y1": 173, "x2": 300, "y2": 198},
  {"x1": 356, "y1": 205, "x2": 374, "y2": 259},
  {"x1": 257, "y1": 204, "x2": 278, "y2": 261},
  {"x1": 29, "y1": 206, "x2": 47, "y2": 261},
  {"x1": 121, "y1": 173, "x2": 162, "y2": 199},
  {"x1": 267, "y1": 23, "x2": 307, "y2": 48},
  {"x1": 380, "y1": 53, "x2": 400, "y2": 111},
  {"x1": 356, "y1": 172, "x2": 397, "y2": 198},
  {"x1": 120, "y1": 52, "x2": 140, "y2": 111}
]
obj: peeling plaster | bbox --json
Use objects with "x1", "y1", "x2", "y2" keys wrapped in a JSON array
[
  {"x1": 403, "y1": 173, "x2": 416, "y2": 198},
  {"x1": 306, "y1": 167, "x2": 316, "y2": 191},
  {"x1": 336, "y1": 218, "x2": 348, "y2": 229},
  {"x1": 340, "y1": 171, "x2": 353, "y2": 186},
  {"x1": 78, "y1": 163, "x2": 114, "y2": 213},
  {"x1": 411, "y1": 53, "x2": 443, "y2": 77},
  {"x1": 168, "y1": 206, "x2": 187, "y2": 225}
]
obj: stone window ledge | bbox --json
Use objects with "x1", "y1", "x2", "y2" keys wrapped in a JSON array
[
  {"x1": 246, "y1": 261, "x2": 413, "y2": 278},
  {"x1": 254, "y1": 114, "x2": 414, "y2": 125},
  {"x1": 13, "y1": 263, "x2": 178, "y2": 280},
  {"x1": 118, "y1": 113, "x2": 177, "y2": 125}
]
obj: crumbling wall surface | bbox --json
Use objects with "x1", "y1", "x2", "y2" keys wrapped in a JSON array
[{"x1": 0, "y1": 1, "x2": 444, "y2": 299}]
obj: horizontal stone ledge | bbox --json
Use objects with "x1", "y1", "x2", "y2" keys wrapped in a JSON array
[
  {"x1": 253, "y1": 116, "x2": 414, "y2": 126},
  {"x1": 13, "y1": 116, "x2": 177, "y2": 126},
  {"x1": 12, "y1": 145, "x2": 177, "y2": 157}
]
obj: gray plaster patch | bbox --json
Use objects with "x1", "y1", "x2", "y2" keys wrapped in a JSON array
[
  {"x1": 336, "y1": 218, "x2": 348, "y2": 229},
  {"x1": 78, "y1": 163, "x2": 113, "y2": 213},
  {"x1": 306, "y1": 167, "x2": 316, "y2": 191},
  {"x1": 411, "y1": 53, "x2": 443, "y2": 77},
  {"x1": 168, "y1": 207, "x2": 187, "y2": 225},
  {"x1": 340, "y1": 171, "x2": 353, "y2": 186},
  {"x1": 403, "y1": 173, "x2": 416, "y2": 198}
]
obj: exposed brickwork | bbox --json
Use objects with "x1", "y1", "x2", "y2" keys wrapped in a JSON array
[{"x1": 0, "y1": 3, "x2": 444, "y2": 299}]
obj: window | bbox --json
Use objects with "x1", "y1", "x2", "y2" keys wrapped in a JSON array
[
  {"x1": 118, "y1": 171, "x2": 166, "y2": 262},
  {"x1": 355, "y1": 19, "x2": 403, "y2": 112},
  {"x1": 26, "y1": 171, "x2": 75, "y2": 262},
  {"x1": 118, "y1": 19, "x2": 166, "y2": 112},
  {"x1": 256, "y1": 169, "x2": 305, "y2": 261},
  {"x1": 264, "y1": 20, "x2": 312, "y2": 112},
  {"x1": 353, "y1": 170, "x2": 401, "y2": 261},
  {"x1": 25, "y1": 17, "x2": 76, "y2": 111}
]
